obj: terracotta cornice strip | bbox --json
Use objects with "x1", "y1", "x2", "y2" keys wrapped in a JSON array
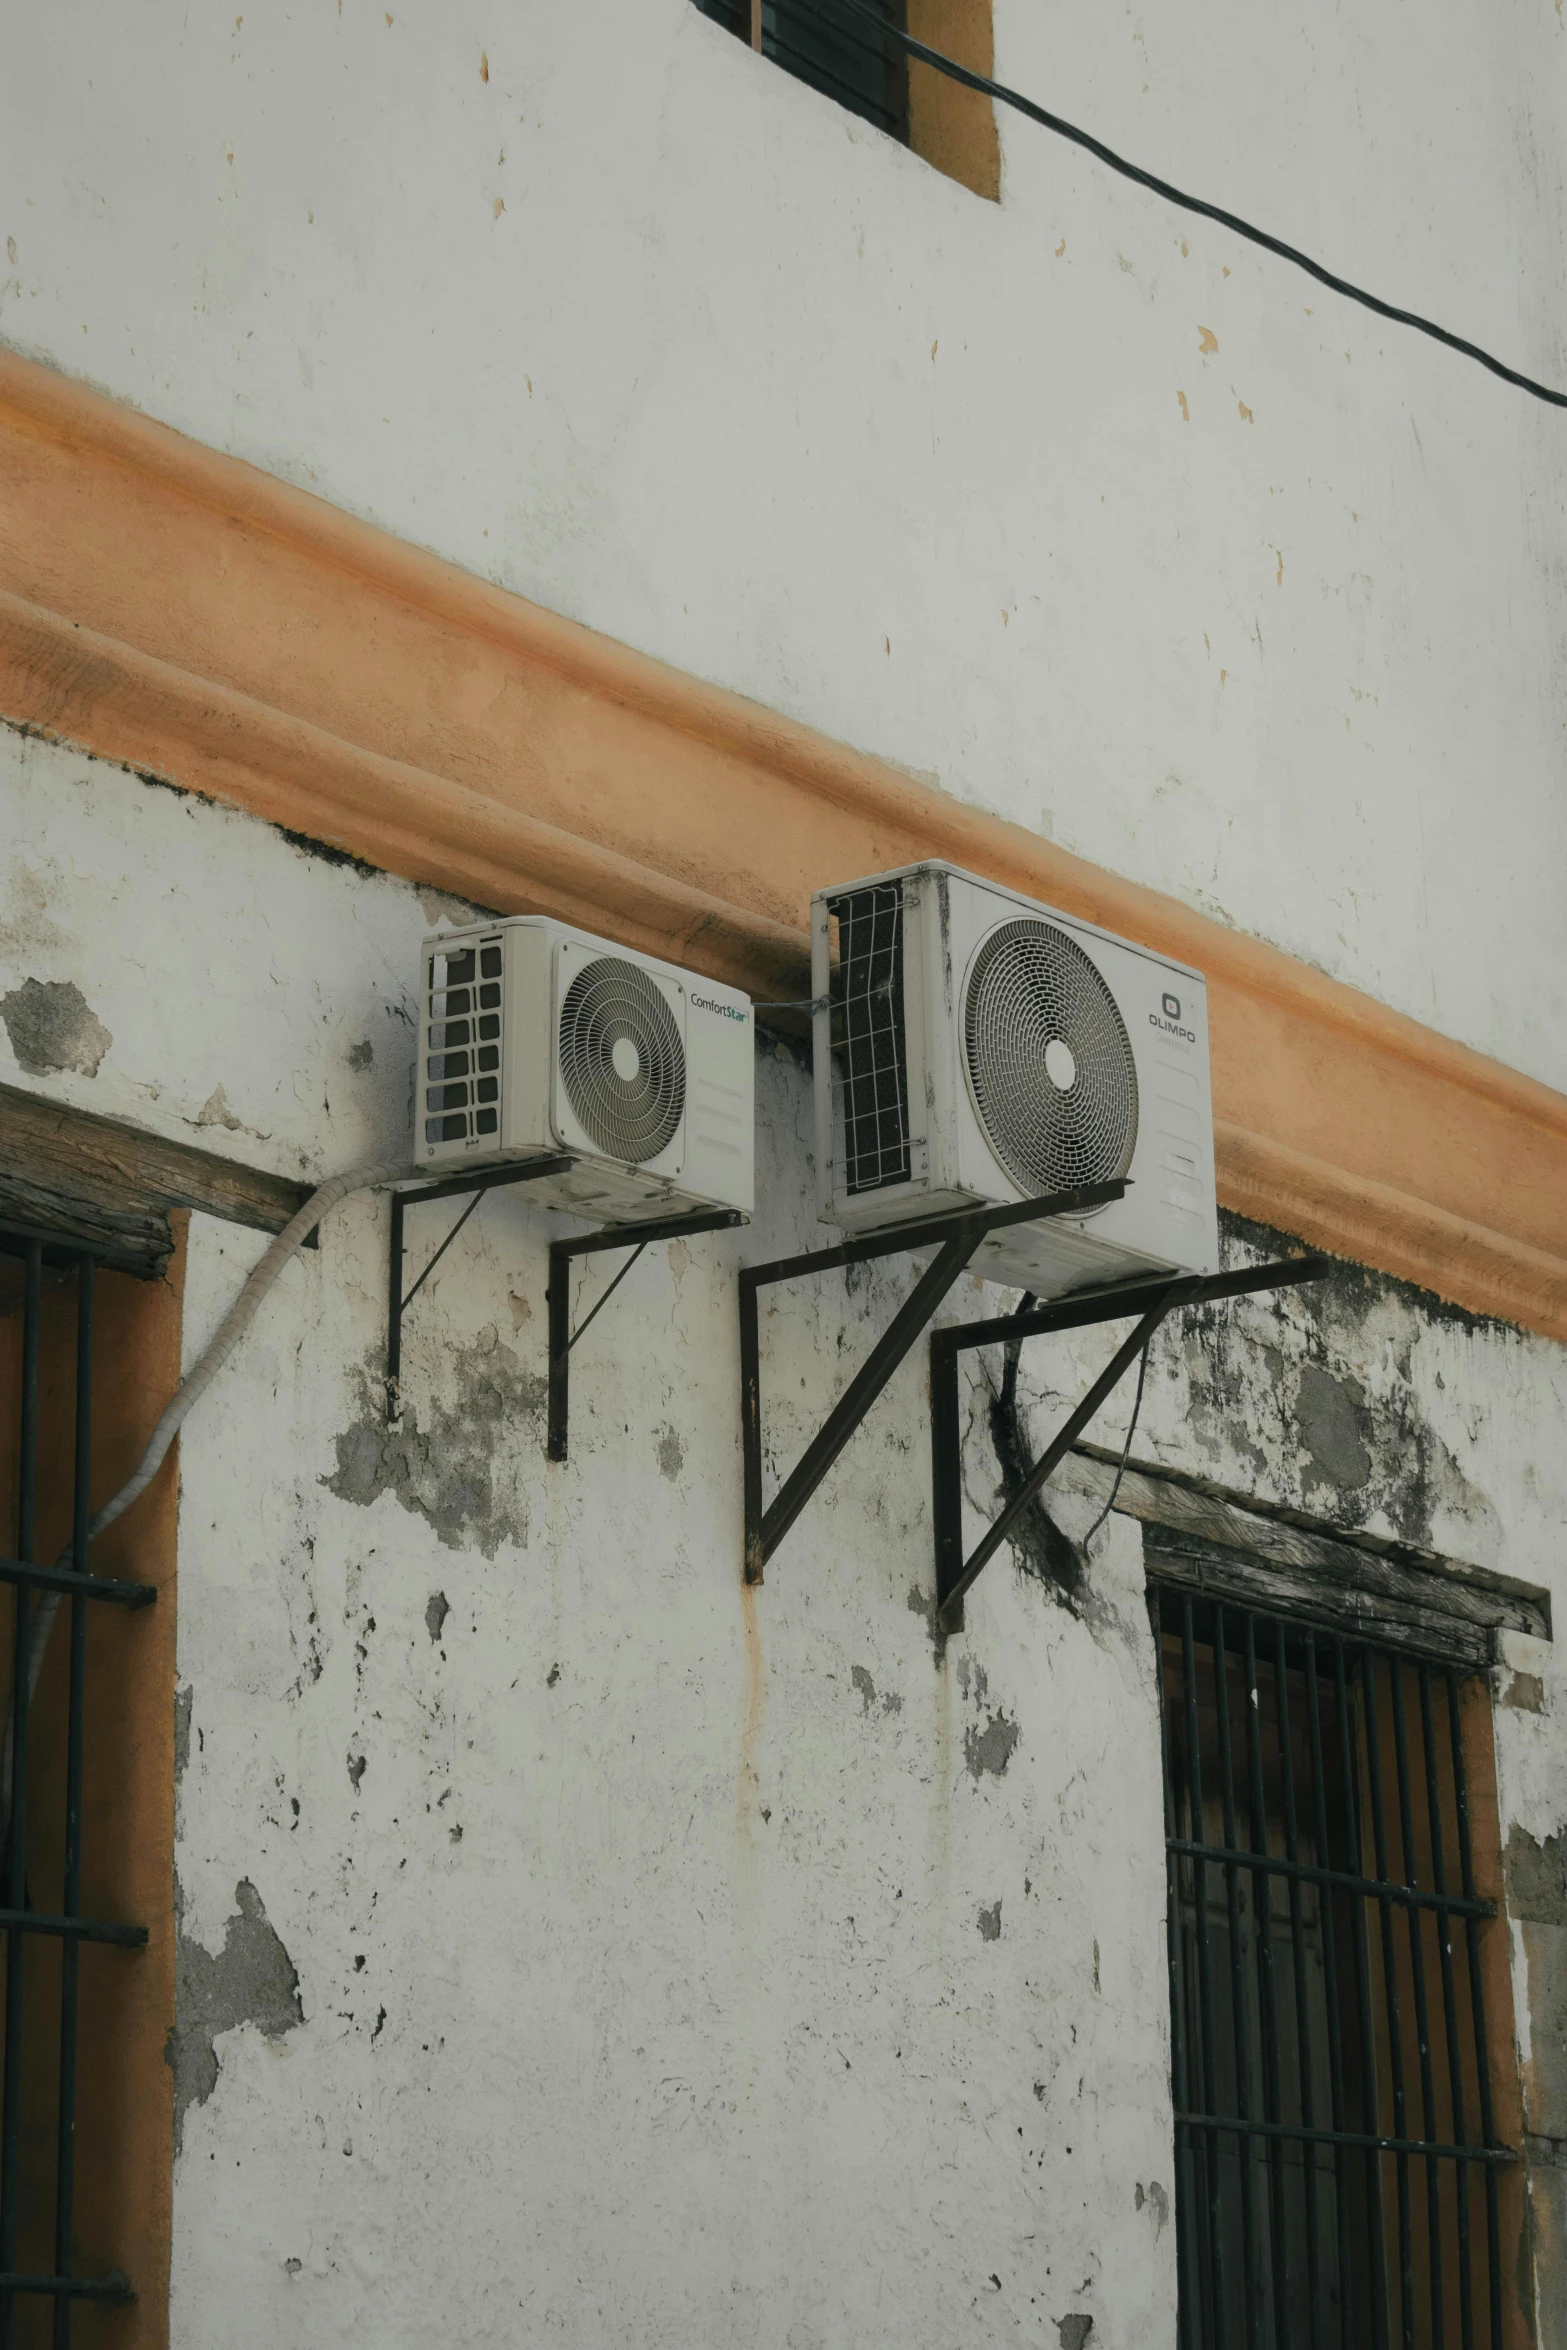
[
  {"x1": 1213, "y1": 1123, "x2": 1567, "y2": 1341},
  {"x1": 0, "y1": 590, "x2": 809, "y2": 997},
  {"x1": 2, "y1": 347, "x2": 1565, "y2": 1338}
]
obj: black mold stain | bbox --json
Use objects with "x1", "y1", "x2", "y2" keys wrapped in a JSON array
[
  {"x1": 347, "y1": 1753, "x2": 367, "y2": 1791},
  {"x1": 348, "y1": 1039, "x2": 374, "y2": 1071},
  {"x1": 0, "y1": 977, "x2": 112, "y2": 1077},
  {"x1": 324, "y1": 1337, "x2": 545, "y2": 1559},
  {"x1": 165, "y1": 1879, "x2": 304, "y2": 2150},
  {"x1": 986, "y1": 1297, "x2": 1089, "y2": 1613},
  {"x1": 1057, "y1": 2315, "x2": 1094, "y2": 2349},
  {"x1": 425, "y1": 1591, "x2": 450, "y2": 1644},
  {"x1": 977, "y1": 1900, "x2": 1002, "y2": 1941}
]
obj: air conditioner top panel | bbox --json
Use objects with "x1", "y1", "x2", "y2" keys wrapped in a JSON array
[{"x1": 811, "y1": 860, "x2": 1209, "y2": 988}]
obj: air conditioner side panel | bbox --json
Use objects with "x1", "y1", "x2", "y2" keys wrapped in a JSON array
[
  {"x1": 684, "y1": 983, "x2": 755, "y2": 1216},
  {"x1": 501, "y1": 921, "x2": 553, "y2": 1157}
]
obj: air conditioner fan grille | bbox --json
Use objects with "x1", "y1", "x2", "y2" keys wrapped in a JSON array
[
  {"x1": 559, "y1": 957, "x2": 685, "y2": 1163},
  {"x1": 964, "y1": 920, "x2": 1138, "y2": 1197}
]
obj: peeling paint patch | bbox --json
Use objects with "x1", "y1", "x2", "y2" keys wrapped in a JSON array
[
  {"x1": 1058, "y1": 2316, "x2": 1094, "y2": 2349},
  {"x1": 323, "y1": 1338, "x2": 545, "y2": 1558},
  {"x1": 425, "y1": 1590, "x2": 450, "y2": 1644},
  {"x1": 166, "y1": 1879, "x2": 303, "y2": 2151},
  {"x1": 965, "y1": 1709, "x2": 1020, "y2": 1780},
  {"x1": 348, "y1": 1039, "x2": 374, "y2": 1070},
  {"x1": 195, "y1": 1083, "x2": 244, "y2": 1131},
  {"x1": 850, "y1": 1665, "x2": 903, "y2": 1717},
  {"x1": 0, "y1": 976, "x2": 112, "y2": 1076},
  {"x1": 1136, "y1": 2179, "x2": 1170, "y2": 2236},
  {"x1": 977, "y1": 1900, "x2": 1002, "y2": 1940}
]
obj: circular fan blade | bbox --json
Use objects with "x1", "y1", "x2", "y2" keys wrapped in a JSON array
[
  {"x1": 559, "y1": 957, "x2": 685, "y2": 1164},
  {"x1": 964, "y1": 919, "x2": 1138, "y2": 1198}
]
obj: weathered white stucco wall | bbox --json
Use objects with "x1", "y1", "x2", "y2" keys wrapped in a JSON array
[
  {"x1": 3, "y1": 731, "x2": 1565, "y2": 2344},
  {"x1": 4, "y1": 0, "x2": 1566, "y2": 2335},
  {"x1": 4, "y1": 0, "x2": 1566, "y2": 1089}
]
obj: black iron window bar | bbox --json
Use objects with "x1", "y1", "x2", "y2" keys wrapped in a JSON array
[
  {"x1": 930, "y1": 1254, "x2": 1329, "y2": 1630},
  {"x1": 387, "y1": 1162, "x2": 743, "y2": 1458},
  {"x1": 740, "y1": 1178, "x2": 1128, "y2": 1582},
  {"x1": 0, "y1": 1220, "x2": 154, "y2": 2336},
  {"x1": 1154, "y1": 1585, "x2": 1516, "y2": 2350}
]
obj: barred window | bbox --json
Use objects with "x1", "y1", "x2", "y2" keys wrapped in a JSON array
[{"x1": 1154, "y1": 1585, "x2": 1524, "y2": 2349}]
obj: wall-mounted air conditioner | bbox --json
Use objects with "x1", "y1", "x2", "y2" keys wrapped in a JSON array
[
  {"x1": 811, "y1": 862, "x2": 1217, "y2": 1297},
  {"x1": 418, "y1": 916, "x2": 754, "y2": 1222}
]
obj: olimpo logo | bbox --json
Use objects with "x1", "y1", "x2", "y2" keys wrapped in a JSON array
[
  {"x1": 691, "y1": 992, "x2": 748, "y2": 1024},
  {"x1": 1149, "y1": 990, "x2": 1197, "y2": 1043}
]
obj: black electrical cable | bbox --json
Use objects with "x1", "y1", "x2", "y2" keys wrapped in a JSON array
[{"x1": 811, "y1": 0, "x2": 1567, "y2": 411}]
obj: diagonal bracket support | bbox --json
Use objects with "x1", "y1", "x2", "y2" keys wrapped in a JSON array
[
  {"x1": 739, "y1": 1181, "x2": 1128, "y2": 1585},
  {"x1": 929, "y1": 1253, "x2": 1332, "y2": 1632},
  {"x1": 547, "y1": 1207, "x2": 745, "y2": 1462}
]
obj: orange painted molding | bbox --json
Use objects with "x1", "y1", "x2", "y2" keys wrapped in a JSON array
[{"x1": 2, "y1": 346, "x2": 1565, "y2": 1339}]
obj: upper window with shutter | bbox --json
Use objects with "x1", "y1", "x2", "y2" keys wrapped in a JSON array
[{"x1": 693, "y1": 1, "x2": 1000, "y2": 203}]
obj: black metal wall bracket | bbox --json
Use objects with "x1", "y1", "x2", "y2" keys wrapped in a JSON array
[
  {"x1": 386, "y1": 1157, "x2": 576, "y2": 1422},
  {"x1": 739, "y1": 1180, "x2": 1128, "y2": 1585},
  {"x1": 547, "y1": 1207, "x2": 745, "y2": 1461},
  {"x1": 929, "y1": 1253, "x2": 1332, "y2": 1633},
  {"x1": 386, "y1": 1157, "x2": 744, "y2": 1459}
]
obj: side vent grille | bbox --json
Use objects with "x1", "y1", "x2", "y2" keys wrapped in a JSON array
[
  {"x1": 830, "y1": 881, "x2": 910, "y2": 1195},
  {"x1": 425, "y1": 938, "x2": 504, "y2": 1146}
]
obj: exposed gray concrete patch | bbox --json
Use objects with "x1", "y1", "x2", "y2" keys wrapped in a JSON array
[
  {"x1": 0, "y1": 977, "x2": 112, "y2": 1076},
  {"x1": 425, "y1": 1591, "x2": 450, "y2": 1644},
  {"x1": 906, "y1": 1581, "x2": 942, "y2": 1655},
  {"x1": 1507, "y1": 1826, "x2": 1567, "y2": 1924},
  {"x1": 348, "y1": 1039, "x2": 374, "y2": 1070},
  {"x1": 323, "y1": 1336, "x2": 545, "y2": 1559},
  {"x1": 965, "y1": 1708, "x2": 1020, "y2": 1780},
  {"x1": 1504, "y1": 1671, "x2": 1546, "y2": 1714},
  {"x1": 1296, "y1": 1364, "x2": 1373, "y2": 1495},
  {"x1": 1196, "y1": 1212, "x2": 1501, "y2": 1549},
  {"x1": 1057, "y1": 2317, "x2": 1093, "y2": 2349},
  {"x1": 656, "y1": 1424, "x2": 684, "y2": 1482},
  {"x1": 173, "y1": 1685, "x2": 193, "y2": 1784},
  {"x1": 166, "y1": 1879, "x2": 304, "y2": 2152},
  {"x1": 977, "y1": 1900, "x2": 1001, "y2": 1941}
]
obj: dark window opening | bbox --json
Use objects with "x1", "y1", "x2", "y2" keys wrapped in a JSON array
[{"x1": 1153, "y1": 1585, "x2": 1522, "y2": 2349}]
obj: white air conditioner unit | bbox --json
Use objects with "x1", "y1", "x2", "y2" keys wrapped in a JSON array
[
  {"x1": 417, "y1": 916, "x2": 754, "y2": 1223},
  {"x1": 811, "y1": 862, "x2": 1218, "y2": 1297}
]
